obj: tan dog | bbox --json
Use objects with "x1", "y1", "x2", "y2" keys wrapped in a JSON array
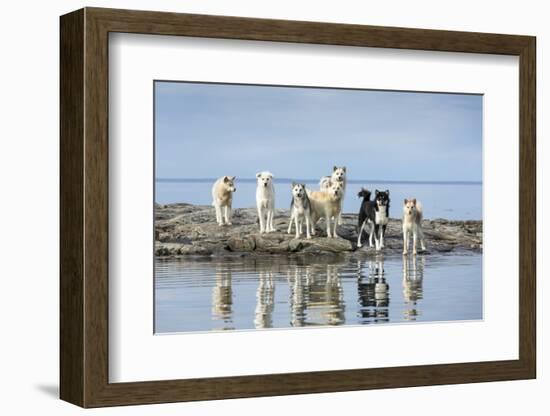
[
  {"x1": 307, "y1": 182, "x2": 344, "y2": 238},
  {"x1": 211, "y1": 176, "x2": 236, "y2": 226},
  {"x1": 402, "y1": 198, "x2": 426, "y2": 255}
]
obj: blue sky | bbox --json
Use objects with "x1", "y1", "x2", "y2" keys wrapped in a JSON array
[{"x1": 155, "y1": 81, "x2": 482, "y2": 182}]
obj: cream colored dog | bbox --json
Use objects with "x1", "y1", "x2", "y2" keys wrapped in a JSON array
[
  {"x1": 402, "y1": 198, "x2": 426, "y2": 255},
  {"x1": 211, "y1": 176, "x2": 236, "y2": 226},
  {"x1": 256, "y1": 171, "x2": 276, "y2": 233},
  {"x1": 307, "y1": 182, "x2": 344, "y2": 238}
]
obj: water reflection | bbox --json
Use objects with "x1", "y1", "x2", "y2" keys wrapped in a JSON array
[
  {"x1": 402, "y1": 255, "x2": 425, "y2": 321},
  {"x1": 357, "y1": 256, "x2": 390, "y2": 323},
  {"x1": 155, "y1": 252, "x2": 482, "y2": 333},
  {"x1": 212, "y1": 264, "x2": 233, "y2": 329},
  {"x1": 254, "y1": 269, "x2": 275, "y2": 329},
  {"x1": 287, "y1": 263, "x2": 346, "y2": 327}
]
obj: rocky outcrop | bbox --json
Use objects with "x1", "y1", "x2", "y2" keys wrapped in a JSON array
[{"x1": 155, "y1": 203, "x2": 482, "y2": 257}]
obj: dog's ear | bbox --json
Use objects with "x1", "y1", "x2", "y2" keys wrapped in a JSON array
[
  {"x1": 333, "y1": 166, "x2": 337, "y2": 172},
  {"x1": 223, "y1": 176, "x2": 229, "y2": 183},
  {"x1": 256, "y1": 172, "x2": 261, "y2": 178},
  {"x1": 301, "y1": 183, "x2": 306, "y2": 188},
  {"x1": 231, "y1": 176, "x2": 236, "y2": 181},
  {"x1": 343, "y1": 166, "x2": 347, "y2": 172},
  {"x1": 291, "y1": 181, "x2": 296, "y2": 188},
  {"x1": 404, "y1": 198, "x2": 408, "y2": 205},
  {"x1": 412, "y1": 198, "x2": 416, "y2": 205}
]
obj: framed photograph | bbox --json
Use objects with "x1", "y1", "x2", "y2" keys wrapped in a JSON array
[{"x1": 60, "y1": 7, "x2": 536, "y2": 408}]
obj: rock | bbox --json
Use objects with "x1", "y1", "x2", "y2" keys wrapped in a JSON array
[
  {"x1": 154, "y1": 203, "x2": 482, "y2": 257},
  {"x1": 226, "y1": 236, "x2": 256, "y2": 252},
  {"x1": 253, "y1": 234, "x2": 290, "y2": 253}
]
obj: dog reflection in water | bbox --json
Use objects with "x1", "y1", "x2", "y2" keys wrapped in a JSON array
[
  {"x1": 402, "y1": 254, "x2": 425, "y2": 321},
  {"x1": 254, "y1": 269, "x2": 275, "y2": 329},
  {"x1": 357, "y1": 255, "x2": 390, "y2": 322},
  {"x1": 288, "y1": 264, "x2": 345, "y2": 327},
  {"x1": 211, "y1": 265, "x2": 233, "y2": 328}
]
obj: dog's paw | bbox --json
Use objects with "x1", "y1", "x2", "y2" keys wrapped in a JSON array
[
  {"x1": 226, "y1": 222, "x2": 232, "y2": 226},
  {"x1": 403, "y1": 250, "x2": 408, "y2": 255},
  {"x1": 306, "y1": 235, "x2": 312, "y2": 240},
  {"x1": 357, "y1": 243, "x2": 363, "y2": 248}
]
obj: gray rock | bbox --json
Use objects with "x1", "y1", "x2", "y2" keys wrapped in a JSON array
[{"x1": 154, "y1": 203, "x2": 482, "y2": 257}]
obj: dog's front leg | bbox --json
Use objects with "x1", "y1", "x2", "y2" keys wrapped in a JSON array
[
  {"x1": 326, "y1": 214, "x2": 332, "y2": 238},
  {"x1": 268, "y1": 209, "x2": 276, "y2": 232},
  {"x1": 224, "y1": 206, "x2": 232, "y2": 225},
  {"x1": 215, "y1": 203, "x2": 223, "y2": 226},
  {"x1": 374, "y1": 224, "x2": 381, "y2": 250},
  {"x1": 287, "y1": 211, "x2": 294, "y2": 234},
  {"x1": 305, "y1": 214, "x2": 311, "y2": 239},
  {"x1": 403, "y1": 227, "x2": 408, "y2": 255},
  {"x1": 294, "y1": 213, "x2": 300, "y2": 239},
  {"x1": 258, "y1": 206, "x2": 265, "y2": 233},
  {"x1": 368, "y1": 223, "x2": 374, "y2": 247},
  {"x1": 332, "y1": 215, "x2": 339, "y2": 238},
  {"x1": 412, "y1": 230, "x2": 418, "y2": 255}
]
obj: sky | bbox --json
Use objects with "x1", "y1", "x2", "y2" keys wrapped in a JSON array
[{"x1": 155, "y1": 81, "x2": 482, "y2": 182}]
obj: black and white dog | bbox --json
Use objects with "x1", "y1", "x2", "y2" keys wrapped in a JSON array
[{"x1": 357, "y1": 189, "x2": 391, "y2": 250}]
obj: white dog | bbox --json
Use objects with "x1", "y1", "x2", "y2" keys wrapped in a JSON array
[
  {"x1": 287, "y1": 183, "x2": 312, "y2": 239},
  {"x1": 308, "y1": 182, "x2": 344, "y2": 238},
  {"x1": 402, "y1": 198, "x2": 426, "y2": 255},
  {"x1": 256, "y1": 171, "x2": 276, "y2": 233},
  {"x1": 320, "y1": 166, "x2": 347, "y2": 224},
  {"x1": 211, "y1": 176, "x2": 236, "y2": 226}
]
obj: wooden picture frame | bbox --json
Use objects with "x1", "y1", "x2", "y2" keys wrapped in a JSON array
[{"x1": 60, "y1": 7, "x2": 536, "y2": 408}]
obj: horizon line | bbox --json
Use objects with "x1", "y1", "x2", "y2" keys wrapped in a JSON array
[{"x1": 156, "y1": 177, "x2": 482, "y2": 185}]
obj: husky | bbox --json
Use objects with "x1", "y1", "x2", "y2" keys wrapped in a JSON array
[
  {"x1": 256, "y1": 171, "x2": 276, "y2": 233},
  {"x1": 287, "y1": 183, "x2": 312, "y2": 239},
  {"x1": 211, "y1": 176, "x2": 236, "y2": 226},
  {"x1": 308, "y1": 181, "x2": 344, "y2": 238},
  {"x1": 402, "y1": 198, "x2": 426, "y2": 255},
  {"x1": 357, "y1": 189, "x2": 390, "y2": 250},
  {"x1": 320, "y1": 166, "x2": 347, "y2": 225}
]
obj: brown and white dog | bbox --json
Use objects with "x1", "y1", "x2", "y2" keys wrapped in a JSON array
[
  {"x1": 320, "y1": 166, "x2": 347, "y2": 224},
  {"x1": 402, "y1": 198, "x2": 426, "y2": 255},
  {"x1": 211, "y1": 176, "x2": 236, "y2": 226},
  {"x1": 308, "y1": 181, "x2": 344, "y2": 238}
]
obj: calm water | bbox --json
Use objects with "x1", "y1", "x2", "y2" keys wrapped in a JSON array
[
  {"x1": 156, "y1": 179, "x2": 482, "y2": 220},
  {"x1": 155, "y1": 253, "x2": 482, "y2": 333}
]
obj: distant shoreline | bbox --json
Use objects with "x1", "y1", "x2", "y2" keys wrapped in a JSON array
[{"x1": 156, "y1": 178, "x2": 482, "y2": 186}]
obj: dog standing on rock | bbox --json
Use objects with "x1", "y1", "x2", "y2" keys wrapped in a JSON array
[
  {"x1": 211, "y1": 176, "x2": 236, "y2": 226},
  {"x1": 320, "y1": 166, "x2": 347, "y2": 224},
  {"x1": 308, "y1": 181, "x2": 344, "y2": 238},
  {"x1": 256, "y1": 171, "x2": 276, "y2": 233},
  {"x1": 287, "y1": 183, "x2": 312, "y2": 239},
  {"x1": 402, "y1": 198, "x2": 426, "y2": 255},
  {"x1": 357, "y1": 189, "x2": 390, "y2": 251}
]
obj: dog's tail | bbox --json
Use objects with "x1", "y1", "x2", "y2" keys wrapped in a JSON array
[
  {"x1": 416, "y1": 200, "x2": 424, "y2": 223},
  {"x1": 357, "y1": 188, "x2": 371, "y2": 200},
  {"x1": 319, "y1": 176, "x2": 331, "y2": 189}
]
